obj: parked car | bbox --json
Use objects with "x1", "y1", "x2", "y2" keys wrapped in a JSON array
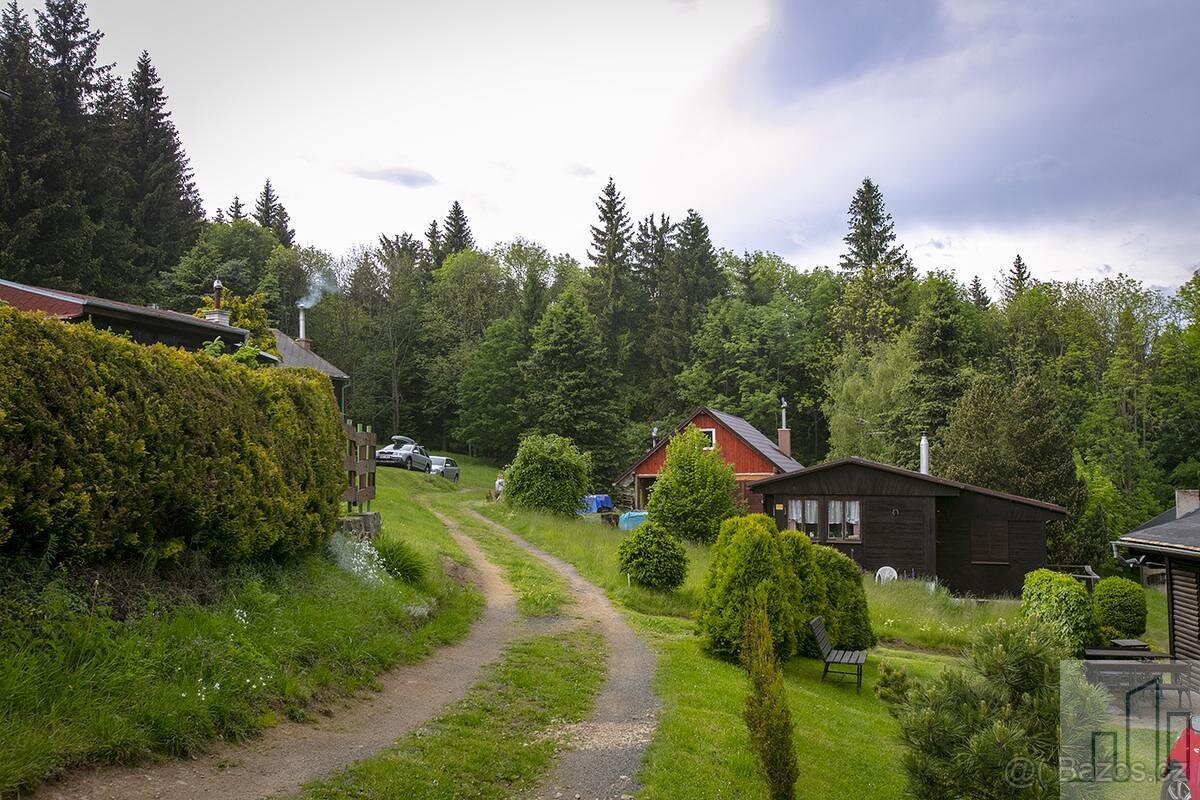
[
  {"x1": 431, "y1": 456, "x2": 459, "y2": 482},
  {"x1": 377, "y1": 436, "x2": 432, "y2": 472},
  {"x1": 1163, "y1": 715, "x2": 1200, "y2": 799}
]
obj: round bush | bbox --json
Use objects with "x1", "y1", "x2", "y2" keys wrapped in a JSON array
[
  {"x1": 374, "y1": 537, "x2": 428, "y2": 585},
  {"x1": 1020, "y1": 568, "x2": 1100, "y2": 657},
  {"x1": 808, "y1": 544, "x2": 876, "y2": 651},
  {"x1": 617, "y1": 522, "x2": 687, "y2": 590},
  {"x1": 646, "y1": 426, "x2": 736, "y2": 544},
  {"x1": 503, "y1": 433, "x2": 590, "y2": 515},
  {"x1": 1093, "y1": 576, "x2": 1146, "y2": 637}
]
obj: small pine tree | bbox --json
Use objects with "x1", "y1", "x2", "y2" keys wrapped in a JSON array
[
  {"x1": 1003, "y1": 254, "x2": 1031, "y2": 305},
  {"x1": 968, "y1": 275, "x2": 991, "y2": 309},
  {"x1": 646, "y1": 426, "x2": 736, "y2": 543},
  {"x1": 838, "y1": 177, "x2": 912, "y2": 279},
  {"x1": 441, "y1": 201, "x2": 474, "y2": 255},
  {"x1": 742, "y1": 596, "x2": 798, "y2": 800},
  {"x1": 425, "y1": 218, "x2": 443, "y2": 266},
  {"x1": 227, "y1": 195, "x2": 245, "y2": 220}
]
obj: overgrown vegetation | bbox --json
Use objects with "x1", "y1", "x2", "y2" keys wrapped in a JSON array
[
  {"x1": 617, "y1": 521, "x2": 688, "y2": 590},
  {"x1": 0, "y1": 307, "x2": 343, "y2": 565},
  {"x1": 646, "y1": 426, "x2": 737, "y2": 543},
  {"x1": 1019, "y1": 568, "x2": 1100, "y2": 656},
  {"x1": 293, "y1": 630, "x2": 606, "y2": 800},
  {"x1": 503, "y1": 433, "x2": 590, "y2": 515},
  {"x1": 866, "y1": 578, "x2": 1019, "y2": 651}
]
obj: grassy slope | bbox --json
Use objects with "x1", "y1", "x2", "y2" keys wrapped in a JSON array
[
  {"x1": 293, "y1": 629, "x2": 606, "y2": 800},
  {"x1": 865, "y1": 577, "x2": 1020, "y2": 651},
  {"x1": 0, "y1": 468, "x2": 480, "y2": 795}
]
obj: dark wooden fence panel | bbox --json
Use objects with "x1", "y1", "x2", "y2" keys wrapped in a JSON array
[{"x1": 342, "y1": 421, "x2": 376, "y2": 510}]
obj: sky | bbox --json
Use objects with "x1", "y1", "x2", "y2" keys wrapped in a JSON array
[{"x1": 60, "y1": 0, "x2": 1200, "y2": 291}]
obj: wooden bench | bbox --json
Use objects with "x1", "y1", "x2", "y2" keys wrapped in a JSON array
[{"x1": 810, "y1": 616, "x2": 867, "y2": 693}]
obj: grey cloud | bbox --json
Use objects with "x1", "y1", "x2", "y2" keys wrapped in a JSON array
[
  {"x1": 351, "y1": 166, "x2": 438, "y2": 188},
  {"x1": 567, "y1": 162, "x2": 595, "y2": 177}
]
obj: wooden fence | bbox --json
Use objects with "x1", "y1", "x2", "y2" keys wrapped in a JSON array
[{"x1": 343, "y1": 420, "x2": 376, "y2": 512}]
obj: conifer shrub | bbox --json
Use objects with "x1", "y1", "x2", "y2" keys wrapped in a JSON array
[
  {"x1": 777, "y1": 530, "x2": 829, "y2": 656},
  {"x1": 808, "y1": 544, "x2": 876, "y2": 650},
  {"x1": 646, "y1": 425, "x2": 736, "y2": 543},
  {"x1": 374, "y1": 537, "x2": 428, "y2": 586},
  {"x1": 1093, "y1": 576, "x2": 1146, "y2": 637},
  {"x1": 617, "y1": 521, "x2": 687, "y2": 590},
  {"x1": 1020, "y1": 568, "x2": 1100, "y2": 656},
  {"x1": 0, "y1": 307, "x2": 343, "y2": 565},
  {"x1": 742, "y1": 595, "x2": 798, "y2": 800},
  {"x1": 503, "y1": 433, "x2": 590, "y2": 515}
]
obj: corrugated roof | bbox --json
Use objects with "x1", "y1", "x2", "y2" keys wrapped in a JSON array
[
  {"x1": 1119, "y1": 509, "x2": 1200, "y2": 555},
  {"x1": 613, "y1": 405, "x2": 803, "y2": 485},
  {"x1": 706, "y1": 407, "x2": 805, "y2": 474},
  {"x1": 750, "y1": 456, "x2": 1069, "y2": 515},
  {"x1": 271, "y1": 329, "x2": 349, "y2": 380},
  {"x1": 0, "y1": 278, "x2": 248, "y2": 336}
]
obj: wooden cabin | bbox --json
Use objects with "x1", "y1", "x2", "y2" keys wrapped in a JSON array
[
  {"x1": 614, "y1": 406, "x2": 803, "y2": 513},
  {"x1": 751, "y1": 457, "x2": 1068, "y2": 596},
  {"x1": 1116, "y1": 490, "x2": 1200, "y2": 661}
]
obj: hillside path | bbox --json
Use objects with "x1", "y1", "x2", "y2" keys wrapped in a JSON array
[
  {"x1": 32, "y1": 529, "x2": 519, "y2": 800},
  {"x1": 464, "y1": 506, "x2": 660, "y2": 800}
]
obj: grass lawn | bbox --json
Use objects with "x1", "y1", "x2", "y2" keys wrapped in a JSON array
[
  {"x1": 0, "y1": 466, "x2": 481, "y2": 796},
  {"x1": 865, "y1": 576, "x2": 1020, "y2": 651},
  {"x1": 292, "y1": 629, "x2": 606, "y2": 800}
]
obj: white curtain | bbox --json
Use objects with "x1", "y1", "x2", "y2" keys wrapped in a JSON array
[
  {"x1": 787, "y1": 499, "x2": 803, "y2": 529},
  {"x1": 827, "y1": 500, "x2": 843, "y2": 525}
]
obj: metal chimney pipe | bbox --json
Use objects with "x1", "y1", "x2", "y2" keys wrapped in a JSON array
[
  {"x1": 298, "y1": 306, "x2": 307, "y2": 340},
  {"x1": 919, "y1": 432, "x2": 930, "y2": 475}
]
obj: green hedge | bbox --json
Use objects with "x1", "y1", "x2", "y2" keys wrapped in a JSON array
[
  {"x1": 1093, "y1": 576, "x2": 1147, "y2": 637},
  {"x1": 617, "y1": 521, "x2": 688, "y2": 591},
  {"x1": 0, "y1": 307, "x2": 344, "y2": 564},
  {"x1": 504, "y1": 433, "x2": 590, "y2": 515},
  {"x1": 1019, "y1": 568, "x2": 1099, "y2": 657}
]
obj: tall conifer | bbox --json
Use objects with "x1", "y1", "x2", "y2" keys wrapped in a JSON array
[{"x1": 442, "y1": 201, "x2": 474, "y2": 255}]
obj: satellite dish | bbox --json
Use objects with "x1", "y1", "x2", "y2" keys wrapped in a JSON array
[{"x1": 875, "y1": 566, "x2": 898, "y2": 584}]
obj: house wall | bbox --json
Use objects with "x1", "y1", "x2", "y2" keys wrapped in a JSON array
[
  {"x1": 934, "y1": 493, "x2": 1048, "y2": 596},
  {"x1": 1168, "y1": 557, "x2": 1200, "y2": 663},
  {"x1": 634, "y1": 411, "x2": 779, "y2": 477}
]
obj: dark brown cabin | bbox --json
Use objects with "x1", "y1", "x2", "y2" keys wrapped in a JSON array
[
  {"x1": 751, "y1": 457, "x2": 1068, "y2": 596},
  {"x1": 1116, "y1": 491, "x2": 1200, "y2": 661}
]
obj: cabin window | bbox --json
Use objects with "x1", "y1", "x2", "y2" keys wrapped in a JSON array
[
  {"x1": 698, "y1": 428, "x2": 716, "y2": 449},
  {"x1": 971, "y1": 520, "x2": 1010, "y2": 565},
  {"x1": 826, "y1": 499, "x2": 862, "y2": 542},
  {"x1": 786, "y1": 498, "x2": 821, "y2": 539}
]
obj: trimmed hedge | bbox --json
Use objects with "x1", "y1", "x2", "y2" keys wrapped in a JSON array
[
  {"x1": 503, "y1": 433, "x2": 590, "y2": 515},
  {"x1": 1093, "y1": 576, "x2": 1147, "y2": 637},
  {"x1": 699, "y1": 513, "x2": 875, "y2": 660},
  {"x1": 0, "y1": 307, "x2": 344, "y2": 564},
  {"x1": 1019, "y1": 568, "x2": 1099, "y2": 657},
  {"x1": 617, "y1": 521, "x2": 687, "y2": 590}
]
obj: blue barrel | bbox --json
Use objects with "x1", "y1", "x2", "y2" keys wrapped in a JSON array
[{"x1": 618, "y1": 510, "x2": 649, "y2": 530}]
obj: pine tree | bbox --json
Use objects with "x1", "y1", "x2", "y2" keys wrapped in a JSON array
[
  {"x1": 1003, "y1": 254, "x2": 1032, "y2": 305},
  {"x1": 632, "y1": 212, "x2": 672, "y2": 301},
  {"x1": 123, "y1": 50, "x2": 202, "y2": 287},
  {"x1": 212, "y1": 207, "x2": 226, "y2": 224},
  {"x1": 896, "y1": 276, "x2": 967, "y2": 460},
  {"x1": 838, "y1": 177, "x2": 912, "y2": 279},
  {"x1": 968, "y1": 275, "x2": 991, "y2": 309},
  {"x1": 254, "y1": 179, "x2": 279, "y2": 229},
  {"x1": 0, "y1": 0, "x2": 97, "y2": 290},
  {"x1": 441, "y1": 201, "x2": 474, "y2": 255},
  {"x1": 587, "y1": 178, "x2": 635, "y2": 362},
  {"x1": 227, "y1": 195, "x2": 245, "y2": 220},
  {"x1": 522, "y1": 285, "x2": 624, "y2": 482},
  {"x1": 425, "y1": 218, "x2": 443, "y2": 266},
  {"x1": 271, "y1": 204, "x2": 294, "y2": 247}
]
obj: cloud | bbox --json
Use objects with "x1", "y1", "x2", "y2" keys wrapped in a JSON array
[
  {"x1": 350, "y1": 166, "x2": 438, "y2": 188},
  {"x1": 567, "y1": 162, "x2": 595, "y2": 178}
]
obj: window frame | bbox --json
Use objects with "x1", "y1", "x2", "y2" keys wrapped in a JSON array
[
  {"x1": 970, "y1": 519, "x2": 1010, "y2": 565},
  {"x1": 825, "y1": 497, "x2": 863, "y2": 543},
  {"x1": 786, "y1": 497, "x2": 822, "y2": 540},
  {"x1": 698, "y1": 427, "x2": 717, "y2": 450}
]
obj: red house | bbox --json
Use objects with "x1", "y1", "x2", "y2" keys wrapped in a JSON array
[{"x1": 614, "y1": 406, "x2": 803, "y2": 513}]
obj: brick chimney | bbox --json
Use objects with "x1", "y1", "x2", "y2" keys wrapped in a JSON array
[
  {"x1": 1178, "y1": 489, "x2": 1200, "y2": 518},
  {"x1": 296, "y1": 305, "x2": 312, "y2": 351},
  {"x1": 203, "y1": 277, "x2": 232, "y2": 327},
  {"x1": 777, "y1": 396, "x2": 791, "y2": 458}
]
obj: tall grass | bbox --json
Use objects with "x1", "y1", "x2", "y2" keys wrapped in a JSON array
[{"x1": 864, "y1": 578, "x2": 1019, "y2": 651}]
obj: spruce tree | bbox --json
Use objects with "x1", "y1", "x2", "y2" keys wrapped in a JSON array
[
  {"x1": 227, "y1": 195, "x2": 245, "y2": 220},
  {"x1": 586, "y1": 178, "x2": 635, "y2": 362},
  {"x1": 522, "y1": 284, "x2": 624, "y2": 482},
  {"x1": 123, "y1": 50, "x2": 202, "y2": 287},
  {"x1": 0, "y1": 0, "x2": 97, "y2": 290},
  {"x1": 632, "y1": 212, "x2": 672, "y2": 301},
  {"x1": 425, "y1": 219, "x2": 443, "y2": 266},
  {"x1": 212, "y1": 207, "x2": 226, "y2": 224},
  {"x1": 1003, "y1": 254, "x2": 1032, "y2": 305},
  {"x1": 254, "y1": 179, "x2": 279, "y2": 229},
  {"x1": 968, "y1": 275, "x2": 991, "y2": 309},
  {"x1": 271, "y1": 203, "x2": 294, "y2": 247},
  {"x1": 896, "y1": 276, "x2": 967, "y2": 459},
  {"x1": 441, "y1": 201, "x2": 474, "y2": 255},
  {"x1": 838, "y1": 177, "x2": 912, "y2": 279}
]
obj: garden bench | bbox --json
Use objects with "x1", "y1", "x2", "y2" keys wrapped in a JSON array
[{"x1": 810, "y1": 616, "x2": 866, "y2": 693}]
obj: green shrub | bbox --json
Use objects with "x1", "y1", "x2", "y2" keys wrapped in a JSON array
[
  {"x1": 1020, "y1": 568, "x2": 1100, "y2": 656},
  {"x1": 1093, "y1": 576, "x2": 1146, "y2": 637},
  {"x1": 777, "y1": 530, "x2": 829, "y2": 656},
  {"x1": 0, "y1": 307, "x2": 343, "y2": 565},
  {"x1": 646, "y1": 426, "x2": 736, "y2": 544},
  {"x1": 617, "y1": 521, "x2": 687, "y2": 590},
  {"x1": 808, "y1": 545, "x2": 876, "y2": 650},
  {"x1": 742, "y1": 595, "x2": 797, "y2": 800},
  {"x1": 698, "y1": 515, "x2": 797, "y2": 659},
  {"x1": 375, "y1": 537, "x2": 428, "y2": 585},
  {"x1": 503, "y1": 433, "x2": 590, "y2": 515}
]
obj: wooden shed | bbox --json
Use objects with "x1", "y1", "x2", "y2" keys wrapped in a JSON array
[
  {"x1": 1116, "y1": 491, "x2": 1200, "y2": 661},
  {"x1": 614, "y1": 406, "x2": 803, "y2": 513},
  {"x1": 751, "y1": 457, "x2": 1067, "y2": 596}
]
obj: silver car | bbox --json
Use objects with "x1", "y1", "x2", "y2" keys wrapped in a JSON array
[
  {"x1": 377, "y1": 436, "x2": 432, "y2": 472},
  {"x1": 431, "y1": 456, "x2": 459, "y2": 482}
]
